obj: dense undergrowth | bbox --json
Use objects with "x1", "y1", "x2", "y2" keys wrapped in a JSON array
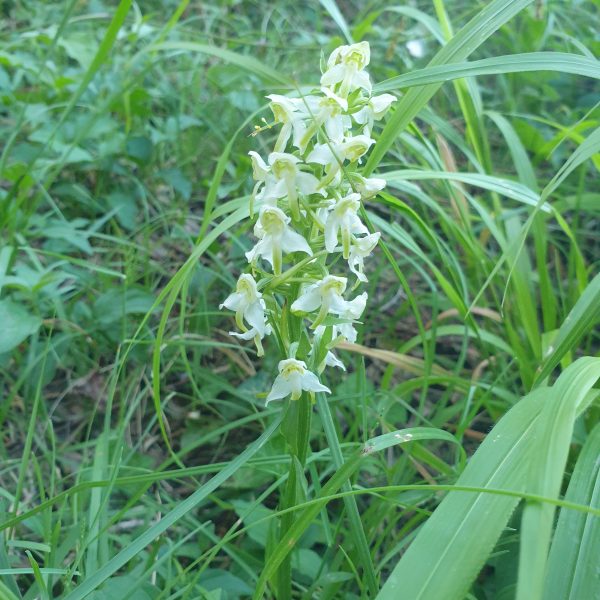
[{"x1": 0, "y1": 1, "x2": 599, "y2": 598}]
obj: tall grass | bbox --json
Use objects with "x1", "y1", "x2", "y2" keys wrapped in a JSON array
[{"x1": 0, "y1": 1, "x2": 598, "y2": 598}]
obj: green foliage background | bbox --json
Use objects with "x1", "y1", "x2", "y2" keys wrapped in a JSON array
[{"x1": 0, "y1": 0, "x2": 598, "y2": 598}]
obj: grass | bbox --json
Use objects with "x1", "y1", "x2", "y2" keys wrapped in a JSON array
[{"x1": 0, "y1": 0, "x2": 599, "y2": 598}]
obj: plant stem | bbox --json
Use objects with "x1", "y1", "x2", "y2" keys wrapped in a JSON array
[
  {"x1": 277, "y1": 394, "x2": 312, "y2": 599},
  {"x1": 316, "y1": 393, "x2": 379, "y2": 597}
]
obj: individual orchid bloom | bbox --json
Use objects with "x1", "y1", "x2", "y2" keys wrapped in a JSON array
[
  {"x1": 340, "y1": 135, "x2": 376, "y2": 163},
  {"x1": 324, "y1": 349, "x2": 346, "y2": 370},
  {"x1": 353, "y1": 93, "x2": 397, "y2": 135},
  {"x1": 228, "y1": 326, "x2": 268, "y2": 356},
  {"x1": 309, "y1": 327, "x2": 347, "y2": 373},
  {"x1": 348, "y1": 232, "x2": 381, "y2": 282},
  {"x1": 248, "y1": 151, "x2": 271, "y2": 213},
  {"x1": 266, "y1": 94, "x2": 307, "y2": 152},
  {"x1": 307, "y1": 135, "x2": 375, "y2": 188},
  {"x1": 308, "y1": 135, "x2": 375, "y2": 167},
  {"x1": 334, "y1": 292, "x2": 368, "y2": 343},
  {"x1": 324, "y1": 193, "x2": 369, "y2": 258},
  {"x1": 353, "y1": 174, "x2": 386, "y2": 199},
  {"x1": 245, "y1": 206, "x2": 312, "y2": 275},
  {"x1": 291, "y1": 274, "x2": 359, "y2": 329},
  {"x1": 312, "y1": 291, "x2": 368, "y2": 345},
  {"x1": 306, "y1": 142, "x2": 343, "y2": 187},
  {"x1": 220, "y1": 274, "x2": 271, "y2": 356},
  {"x1": 266, "y1": 358, "x2": 331, "y2": 403},
  {"x1": 320, "y1": 41, "x2": 372, "y2": 98},
  {"x1": 257, "y1": 152, "x2": 324, "y2": 220},
  {"x1": 297, "y1": 88, "x2": 351, "y2": 151}
]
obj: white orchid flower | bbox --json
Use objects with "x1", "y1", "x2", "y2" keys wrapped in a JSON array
[
  {"x1": 308, "y1": 135, "x2": 375, "y2": 166},
  {"x1": 297, "y1": 88, "x2": 351, "y2": 151},
  {"x1": 311, "y1": 345, "x2": 346, "y2": 372},
  {"x1": 291, "y1": 274, "x2": 360, "y2": 328},
  {"x1": 312, "y1": 291, "x2": 368, "y2": 345},
  {"x1": 348, "y1": 232, "x2": 381, "y2": 282},
  {"x1": 309, "y1": 326, "x2": 347, "y2": 373},
  {"x1": 248, "y1": 151, "x2": 271, "y2": 214},
  {"x1": 340, "y1": 135, "x2": 376, "y2": 163},
  {"x1": 266, "y1": 94, "x2": 307, "y2": 152},
  {"x1": 324, "y1": 350, "x2": 346, "y2": 370},
  {"x1": 320, "y1": 41, "x2": 372, "y2": 97},
  {"x1": 353, "y1": 175, "x2": 386, "y2": 199},
  {"x1": 245, "y1": 206, "x2": 312, "y2": 275},
  {"x1": 266, "y1": 358, "x2": 330, "y2": 403},
  {"x1": 249, "y1": 151, "x2": 323, "y2": 219},
  {"x1": 324, "y1": 193, "x2": 369, "y2": 258},
  {"x1": 220, "y1": 274, "x2": 271, "y2": 356},
  {"x1": 307, "y1": 135, "x2": 375, "y2": 188},
  {"x1": 306, "y1": 142, "x2": 343, "y2": 187},
  {"x1": 335, "y1": 291, "x2": 368, "y2": 343},
  {"x1": 353, "y1": 93, "x2": 397, "y2": 135}
]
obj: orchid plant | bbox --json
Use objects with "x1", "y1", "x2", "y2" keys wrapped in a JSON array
[{"x1": 221, "y1": 41, "x2": 395, "y2": 405}]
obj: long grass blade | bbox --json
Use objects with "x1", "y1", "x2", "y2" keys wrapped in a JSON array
[
  {"x1": 375, "y1": 52, "x2": 600, "y2": 93},
  {"x1": 62, "y1": 414, "x2": 282, "y2": 600},
  {"x1": 365, "y1": 0, "x2": 535, "y2": 174}
]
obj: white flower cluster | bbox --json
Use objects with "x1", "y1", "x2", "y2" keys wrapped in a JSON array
[{"x1": 220, "y1": 41, "x2": 395, "y2": 405}]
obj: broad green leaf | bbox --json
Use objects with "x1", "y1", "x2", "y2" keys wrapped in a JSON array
[
  {"x1": 517, "y1": 358, "x2": 600, "y2": 600},
  {"x1": 0, "y1": 300, "x2": 42, "y2": 353},
  {"x1": 543, "y1": 422, "x2": 600, "y2": 600},
  {"x1": 377, "y1": 387, "x2": 547, "y2": 599}
]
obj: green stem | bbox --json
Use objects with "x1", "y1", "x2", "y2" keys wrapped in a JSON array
[
  {"x1": 316, "y1": 393, "x2": 379, "y2": 596},
  {"x1": 261, "y1": 250, "x2": 328, "y2": 291},
  {"x1": 276, "y1": 393, "x2": 312, "y2": 599}
]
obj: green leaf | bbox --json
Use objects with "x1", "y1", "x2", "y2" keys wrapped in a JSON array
[
  {"x1": 384, "y1": 169, "x2": 550, "y2": 212},
  {"x1": 254, "y1": 426, "x2": 457, "y2": 598},
  {"x1": 150, "y1": 41, "x2": 290, "y2": 87},
  {"x1": 93, "y1": 288, "x2": 157, "y2": 326},
  {"x1": 364, "y1": 0, "x2": 535, "y2": 175},
  {"x1": 377, "y1": 387, "x2": 546, "y2": 599},
  {"x1": 375, "y1": 52, "x2": 600, "y2": 93},
  {"x1": 543, "y1": 422, "x2": 600, "y2": 600},
  {"x1": 62, "y1": 415, "x2": 282, "y2": 600},
  {"x1": 319, "y1": 0, "x2": 353, "y2": 44},
  {"x1": 535, "y1": 272, "x2": 600, "y2": 383},
  {"x1": 517, "y1": 358, "x2": 600, "y2": 600},
  {"x1": 0, "y1": 300, "x2": 42, "y2": 353},
  {"x1": 125, "y1": 136, "x2": 153, "y2": 163}
]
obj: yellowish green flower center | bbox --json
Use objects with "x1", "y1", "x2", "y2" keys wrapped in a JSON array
[
  {"x1": 260, "y1": 208, "x2": 285, "y2": 234},
  {"x1": 271, "y1": 158, "x2": 296, "y2": 179},
  {"x1": 322, "y1": 278, "x2": 346, "y2": 297},
  {"x1": 281, "y1": 362, "x2": 305, "y2": 378}
]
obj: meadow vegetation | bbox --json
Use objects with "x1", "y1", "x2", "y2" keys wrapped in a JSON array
[{"x1": 0, "y1": 1, "x2": 599, "y2": 598}]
